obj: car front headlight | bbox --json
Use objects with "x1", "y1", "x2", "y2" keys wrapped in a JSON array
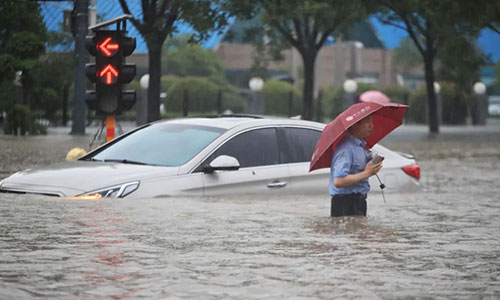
[{"x1": 69, "y1": 181, "x2": 140, "y2": 200}]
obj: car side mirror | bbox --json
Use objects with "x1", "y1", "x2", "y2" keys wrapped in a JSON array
[{"x1": 203, "y1": 155, "x2": 240, "y2": 173}]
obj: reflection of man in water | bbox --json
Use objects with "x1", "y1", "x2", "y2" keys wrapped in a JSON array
[{"x1": 329, "y1": 115, "x2": 383, "y2": 217}]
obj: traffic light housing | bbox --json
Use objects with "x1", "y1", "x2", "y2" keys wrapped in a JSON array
[{"x1": 85, "y1": 30, "x2": 136, "y2": 115}]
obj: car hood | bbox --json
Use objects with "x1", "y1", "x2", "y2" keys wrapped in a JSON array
[{"x1": 0, "y1": 160, "x2": 179, "y2": 197}]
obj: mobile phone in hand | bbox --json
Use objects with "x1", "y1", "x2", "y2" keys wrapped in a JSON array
[{"x1": 370, "y1": 153, "x2": 384, "y2": 164}]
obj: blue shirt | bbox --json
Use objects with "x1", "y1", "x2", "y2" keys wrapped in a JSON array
[{"x1": 329, "y1": 134, "x2": 371, "y2": 196}]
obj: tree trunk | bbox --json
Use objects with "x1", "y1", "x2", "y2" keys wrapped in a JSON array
[
  {"x1": 423, "y1": 55, "x2": 439, "y2": 134},
  {"x1": 147, "y1": 43, "x2": 162, "y2": 122},
  {"x1": 301, "y1": 52, "x2": 317, "y2": 120}
]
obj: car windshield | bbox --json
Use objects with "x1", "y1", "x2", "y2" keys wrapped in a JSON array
[{"x1": 91, "y1": 123, "x2": 226, "y2": 166}]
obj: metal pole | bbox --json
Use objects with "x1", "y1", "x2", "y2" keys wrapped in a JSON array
[
  {"x1": 105, "y1": 115, "x2": 115, "y2": 142},
  {"x1": 71, "y1": 0, "x2": 88, "y2": 135}
]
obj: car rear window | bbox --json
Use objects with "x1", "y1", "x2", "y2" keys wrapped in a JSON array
[{"x1": 280, "y1": 127, "x2": 322, "y2": 163}]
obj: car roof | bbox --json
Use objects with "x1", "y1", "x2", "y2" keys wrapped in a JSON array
[{"x1": 151, "y1": 115, "x2": 326, "y2": 130}]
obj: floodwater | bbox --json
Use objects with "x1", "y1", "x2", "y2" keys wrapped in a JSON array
[{"x1": 1, "y1": 123, "x2": 500, "y2": 299}]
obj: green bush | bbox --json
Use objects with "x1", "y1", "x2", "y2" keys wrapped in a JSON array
[
  {"x1": 165, "y1": 76, "x2": 245, "y2": 115},
  {"x1": 408, "y1": 86, "x2": 427, "y2": 124},
  {"x1": 320, "y1": 83, "x2": 378, "y2": 121},
  {"x1": 160, "y1": 75, "x2": 180, "y2": 93},
  {"x1": 407, "y1": 83, "x2": 468, "y2": 125},
  {"x1": 321, "y1": 85, "x2": 344, "y2": 120},
  {"x1": 3, "y1": 105, "x2": 46, "y2": 135},
  {"x1": 126, "y1": 80, "x2": 141, "y2": 91},
  {"x1": 0, "y1": 82, "x2": 16, "y2": 112},
  {"x1": 118, "y1": 110, "x2": 136, "y2": 121},
  {"x1": 33, "y1": 87, "x2": 59, "y2": 123},
  {"x1": 262, "y1": 80, "x2": 302, "y2": 116},
  {"x1": 222, "y1": 91, "x2": 247, "y2": 113},
  {"x1": 381, "y1": 85, "x2": 410, "y2": 105},
  {"x1": 355, "y1": 82, "x2": 377, "y2": 94},
  {"x1": 440, "y1": 83, "x2": 467, "y2": 125}
]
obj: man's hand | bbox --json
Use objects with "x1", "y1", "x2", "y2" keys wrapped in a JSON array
[
  {"x1": 333, "y1": 161, "x2": 383, "y2": 188},
  {"x1": 364, "y1": 161, "x2": 382, "y2": 177}
]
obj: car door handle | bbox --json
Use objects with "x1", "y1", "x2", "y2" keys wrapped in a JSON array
[{"x1": 267, "y1": 180, "x2": 288, "y2": 188}]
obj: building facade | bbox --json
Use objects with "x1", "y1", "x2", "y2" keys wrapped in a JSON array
[{"x1": 214, "y1": 41, "x2": 416, "y2": 92}]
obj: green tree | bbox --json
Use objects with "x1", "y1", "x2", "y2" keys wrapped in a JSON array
[
  {"x1": 161, "y1": 35, "x2": 228, "y2": 86},
  {"x1": 0, "y1": 1, "x2": 46, "y2": 111},
  {"x1": 487, "y1": 3, "x2": 500, "y2": 35},
  {"x1": 0, "y1": 0, "x2": 46, "y2": 55},
  {"x1": 393, "y1": 37, "x2": 422, "y2": 74},
  {"x1": 457, "y1": 0, "x2": 500, "y2": 36},
  {"x1": 225, "y1": 0, "x2": 372, "y2": 120},
  {"x1": 117, "y1": 0, "x2": 229, "y2": 122},
  {"x1": 44, "y1": 31, "x2": 76, "y2": 125},
  {"x1": 377, "y1": 0, "x2": 481, "y2": 134},
  {"x1": 32, "y1": 53, "x2": 74, "y2": 124},
  {"x1": 437, "y1": 34, "x2": 484, "y2": 115}
]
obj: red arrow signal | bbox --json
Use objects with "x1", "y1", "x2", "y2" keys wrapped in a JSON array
[
  {"x1": 99, "y1": 64, "x2": 119, "y2": 85},
  {"x1": 97, "y1": 37, "x2": 119, "y2": 57}
]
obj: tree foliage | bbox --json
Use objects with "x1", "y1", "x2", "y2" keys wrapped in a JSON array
[
  {"x1": 437, "y1": 34, "x2": 484, "y2": 94},
  {"x1": 393, "y1": 37, "x2": 421, "y2": 74},
  {"x1": 0, "y1": 0, "x2": 46, "y2": 113},
  {"x1": 0, "y1": 0, "x2": 46, "y2": 53},
  {"x1": 225, "y1": 0, "x2": 373, "y2": 120},
  {"x1": 161, "y1": 35, "x2": 228, "y2": 86},
  {"x1": 377, "y1": 0, "x2": 481, "y2": 134},
  {"x1": 454, "y1": 0, "x2": 500, "y2": 36},
  {"x1": 117, "y1": 0, "x2": 230, "y2": 122},
  {"x1": 33, "y1": 54, "x2": 74, "y2": 122}
]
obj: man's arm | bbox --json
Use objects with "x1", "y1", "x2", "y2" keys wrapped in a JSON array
[{"x1": 333, "y1": 161, "x2": 382, "y2": 188}]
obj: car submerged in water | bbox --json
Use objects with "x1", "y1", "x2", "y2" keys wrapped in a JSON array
[{"x1": 0, "y1": 116, "x2": 420, "y2": 199}]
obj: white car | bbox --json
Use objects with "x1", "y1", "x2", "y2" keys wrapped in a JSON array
[
  {"x1": 0, "y1": 116, "x2": 420, "y2": 199},
  {"x1": 488, "y1": 96, "x2": 500, "y2": 116}
]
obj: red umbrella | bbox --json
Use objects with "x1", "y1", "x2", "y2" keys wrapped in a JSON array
[
  {"x1": 359, "y1": 90, "x2": 390, "y2": 104},
  {"x1": 309, "y1": 102, "x2": 407, "y2": 172}
]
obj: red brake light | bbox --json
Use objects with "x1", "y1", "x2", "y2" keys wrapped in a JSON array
[{"x1": 402, "y1": 165, "x2": 420, "y2": 180}]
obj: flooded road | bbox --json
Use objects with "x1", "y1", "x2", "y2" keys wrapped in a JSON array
[{"x1": 1, "y1": 122, "x2": 500, "y2": 299}]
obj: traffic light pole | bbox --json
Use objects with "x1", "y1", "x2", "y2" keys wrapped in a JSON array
[
  {"x1": 71, "y1": 0, "x2": 88, "y2": 135},
  {"x1": 105, "y1": 115, "x2": 115, "y2": 142}
]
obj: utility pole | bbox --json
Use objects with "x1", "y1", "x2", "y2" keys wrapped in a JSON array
[{"x1": 71, "y1": 0, "x2": 88, "y2": 135}]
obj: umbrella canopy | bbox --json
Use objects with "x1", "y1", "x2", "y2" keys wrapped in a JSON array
[
  {"x1": 309, "y1": 102, "x2": 407, "y2": 172},
  {"x1": 359, "y1": 90, "x2": 390, "y2": 104}
]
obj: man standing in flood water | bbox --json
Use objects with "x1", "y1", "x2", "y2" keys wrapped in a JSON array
[{"x1": 329, "y1": 115, "x2": 383, "y2": 217}]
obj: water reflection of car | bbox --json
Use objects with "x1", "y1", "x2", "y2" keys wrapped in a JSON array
[{"x1": 0, "y1": 116, "x2": 421, "y2": 199}]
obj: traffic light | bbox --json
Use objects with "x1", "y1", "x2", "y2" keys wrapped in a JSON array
[{"x1": 85, "y1": 30, "x2": 136, "y2": 115}]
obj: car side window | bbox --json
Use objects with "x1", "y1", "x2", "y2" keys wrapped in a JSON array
[
  {"x1": 203, "y1": 128, "x2": 280, "y2": 169},
  {"x1": 281, "y1": 127, "x2": 322, "y2": 163}
]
